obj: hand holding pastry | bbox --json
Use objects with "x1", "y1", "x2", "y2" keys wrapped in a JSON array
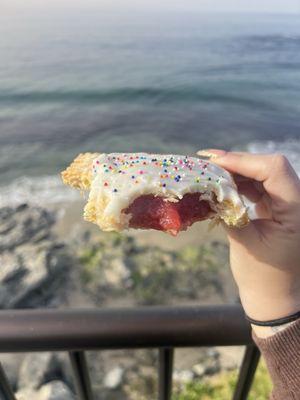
[{"x1": 199, "y1": 150, "x2": 300, "y2": 335}]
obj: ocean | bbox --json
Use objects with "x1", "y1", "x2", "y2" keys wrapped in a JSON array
[{"x1": 0, "y1": 10, "x2": 300, "y2": 206}]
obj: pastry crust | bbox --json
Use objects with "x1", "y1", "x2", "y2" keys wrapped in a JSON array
[
  {"x1": 61, "y1": 152, "x2": 249, "y2": 232},
  {"x1": 61, "y1": 153, "x2": 99, "y2": 190}
]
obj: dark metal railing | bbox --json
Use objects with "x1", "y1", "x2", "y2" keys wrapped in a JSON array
[{"x1": 0, "y1": 304, "x2": 260, "y2": 400}]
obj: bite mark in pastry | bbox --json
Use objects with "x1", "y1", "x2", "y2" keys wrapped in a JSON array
[{"x1": 61, "y1": 152, "x2": 249, "y2": 235}]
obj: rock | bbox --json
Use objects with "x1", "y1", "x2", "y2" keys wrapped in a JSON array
[
  {"x1": 16, "y1": 381, "x2": 75, "y2": 400},
  {"x1": 103, "y1": 259, "x2": 131, "y2": 287},
  {"x1": 203, "y1": 356, "x2": 220, "y2": 375},
  {"x1": 0, "y1": 207, "x2": 16, "y2": 234},
  {"x1": 0, "y1": 251, "x2": 28, "y2": 308},
  {"x1": 12, "y1": 245, "x2": 49, "y2": 306},
  {"x1": 54, "y1": 353, "x2": 75, "y2": 388},
  {"x1": 0, "y1": 354, "x2": 25, "y2": 390},
  {"x1": 15, "y1": 387, "x2": 36, "y2": 400},
  {"x1": 173, "y1": 369, "x2": 194, "y2": 384},
  {"x1": 18, "y1": 353, "x2": 58, "y2": 390},
  {"x1": 0, "y1": 243, "x2": 71, "y2": 308},
  {"x1": 192, "y1": 363, "x2": 205, "y2": 377},
  {"x1": 104, "y1": 367, "x2": 124, "y2": 389},
  {"x1": 191, "y1": 348, "x2": 220, "y2": 376},
  {"x1": 0, "y1": 251, "x2": 23, "y2": 284},
  {"x1": 138, "y1": 365, "x2": 156, "y2": 379},
  {"x1": 206, "y1": 348, "x2": 219, "y2": 359},
  {"x1": 37, "y1": 381, "x2": 75, "y2": 400},
  {"x1": 216, "y1": 346, "x2": 244, "y2": 371},
  {"x1": 0, "y1": 205, "x2": 72, "y2": 309},
  {"x1": 0, "y1": 204, "x2": 55, "y2": 252}
]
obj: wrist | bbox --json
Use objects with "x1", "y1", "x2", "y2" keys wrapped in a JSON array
[
  {"x1": 252, "y1": 320, "x2": 297, "y2": 338},
  {"x1": 239, "y1": 288, "x2": 300, "y2": 322}
]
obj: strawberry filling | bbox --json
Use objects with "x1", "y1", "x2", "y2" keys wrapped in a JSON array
[{"x1": 124, "y1": 193, "x2": 214, "y2": 235}]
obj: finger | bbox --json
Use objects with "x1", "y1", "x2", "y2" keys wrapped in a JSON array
[
  {"x1": 236, "y1": 181, "x2": 264, "y2": 203},
  {"x1": 197, "y1": 149, "x2": 227, "y2": 158},
  {"x1": 197, "y1": 149, "x2": 245, "y2": 158},
  {"x1": 233, "y1": 174, "x2": 264, "y2": 189},
  {"x1": 232, "y1": 173, "x2": 251, "y2": 183},
  {"x1": 253, "y1": 196, "x2": 273, "y2": 220},
  {"x1": 233, "y1": 175, "x2": 266, "y2": 198},
  {"x1": 208, "y1": 151, "x2": 300, "y2": 202},
  {"x1": 235, "y1": 178, "x2": 265, "y2": 197}
]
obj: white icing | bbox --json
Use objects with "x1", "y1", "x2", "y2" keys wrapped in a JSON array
[{"x1": 89, "y1": 152, "x2": 246, "y2": 226}]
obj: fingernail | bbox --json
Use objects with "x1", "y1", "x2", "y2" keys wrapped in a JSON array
[{"x1": 197, "y1": 149, "x2": 226, "y2": 159}]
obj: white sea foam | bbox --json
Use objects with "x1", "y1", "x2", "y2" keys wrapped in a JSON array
[{"x1": 0, "y1": 175, "x2": 80, "y2": 208}]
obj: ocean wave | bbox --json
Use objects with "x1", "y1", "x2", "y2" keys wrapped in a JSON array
[
  {"x1": 0, "y1": 88, "x2": 277, "y2": 110},
  {"x1": 0, "y1": 175, "x2": 80, "y2": 208}
]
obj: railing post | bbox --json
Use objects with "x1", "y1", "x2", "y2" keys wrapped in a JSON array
[
  {"x1": 0, "y1": 362, "x2": 16, "y2": 400},
  {"x1": 158, "y1": 348, "x2": 174, "y2": 400},
  {"x1": 69, "y1": 351, "x2": 94, "y2": 400},
  {"x1": 233, "y1": 344, "x2": 260, "y2": 400}
]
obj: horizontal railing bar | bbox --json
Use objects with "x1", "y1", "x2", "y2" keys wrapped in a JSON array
[{"x1": 0, "y1": 305, "x2": 252, "y2": 353}]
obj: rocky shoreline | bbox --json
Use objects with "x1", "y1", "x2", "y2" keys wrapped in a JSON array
[
  {"x1": 0, "y1": 204, "x2": 241, "y2": 399},
  {"x1": 0, "y1": 204, "x2": 72, "y2": 309}
]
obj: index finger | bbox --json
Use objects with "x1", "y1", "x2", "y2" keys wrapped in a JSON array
[{"x1": 198, "y1": 150, "x2": 300, "y2": 202}]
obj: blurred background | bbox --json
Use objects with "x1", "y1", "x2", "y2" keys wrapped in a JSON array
[
  {"x1": 0, "y1": 1, "x2": 299, "y2": 399},
  {"x1": 1, "y1": 0, "x2": 300, "y2": 205}
]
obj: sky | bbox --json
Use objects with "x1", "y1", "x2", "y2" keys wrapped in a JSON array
[{"x1": 2, "y1": 0, "x2": 300, "y2": 14}]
